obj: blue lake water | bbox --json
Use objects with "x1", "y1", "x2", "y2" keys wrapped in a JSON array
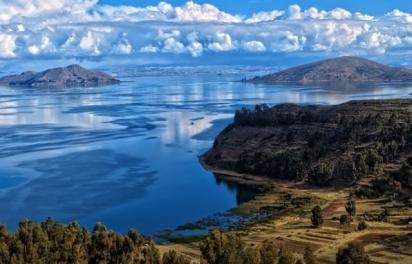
[{"x1": 1, "y1": 67, "x2": 412, "y2": 234}]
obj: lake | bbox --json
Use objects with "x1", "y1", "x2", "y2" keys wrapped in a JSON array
[{"x1": 1, "y1": 67, "x2": 412, "y2": 234}]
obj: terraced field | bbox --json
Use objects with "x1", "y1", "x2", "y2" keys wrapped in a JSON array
[{"x1": 163, "y1": 182, "x2": 412, "y2": 263}]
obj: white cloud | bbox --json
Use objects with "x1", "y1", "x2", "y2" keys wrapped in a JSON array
[
  {"x1": 271, "y1": 31, "x2": 307, "y2": 52},
  {"x1": 354, "y1": 12, "x2": 374, "y2": 21},
  {"x1": 386, "y1": 9, "x2": 412, "y2": 23},
  {"x1": 139, "y1": 45, "x2": 159, "y2": 53},
  {"x1": 328, "y1": 8, "x2": 352, "y2": 20},
  {"x1": 95, "y1": 1, "x2": 240, "y2": 23},
  {"x1": 187, "y1": 42, "x2": 203, "y2": 57},
  {"x1": 208, "y1": 32, "x2": 235, "y2": 52},
  {"x1": 27, "y1": 36, "x2": 55, "y2": 55},
  {"x1": 112, "y1": 38, "x2": 133, "y2": 55},
  {"x1": 243, "y1": 41, "x2": 266, "y2": 52},
  {"x1": 0, "y1": 0, "x2": 97, "y2": 24},
  {"x1": 187, "y1": 32, "x2": 203, "y2": 57},
  {"x1": 0, "y1": 33, "x2": 16, "y2": 58},
  {"x1": 245, "y1": 10, "x2": 284, "y2": 24},
  {"x1": 288, "y1": 5, "x2": 303, "y2": 20},
  {"x1": 162, "y1": 37, "x2": 186, "y2": 54},
  {"x1": 174, "y1": 1, "x2": 241, "y2": 23},
  {"x1": 0, "y1": 1, "x2": 411, "y2": 61}
]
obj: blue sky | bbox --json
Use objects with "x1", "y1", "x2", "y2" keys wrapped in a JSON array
[
  {"x1": 101, "y1": 0, "x2": 412, "y2": 16},
  {"x1": 0, "y1": 0, "x2": 412, "y2": 68}
]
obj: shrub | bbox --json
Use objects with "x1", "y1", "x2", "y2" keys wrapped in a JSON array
[
  {"x1": 340, "y1": 215, "x2": 350, "y2": 226},
  {"x1": 336, "y1": 242, "x2": 370, "y2": 264},
  {"x1": 345, "y1": 199, "x2": 357, "y2": 219},
  {"x1": 311, "y1": 206, "x2": 324, "y2": 228},
  {"x1": 357, "y1": 220, "x2": 368, "y2": 231},
  {"x1": 162, "y1": 250, "x2": 191, "y2": 264},
  {"x1": 304, "y1": 246, "x2": 317, "y2": 264}
]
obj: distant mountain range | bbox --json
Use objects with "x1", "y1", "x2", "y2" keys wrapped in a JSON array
[
  {"x1": 0, "y1": 65, "x2": 119, "y2": 88},
  {"x1": 249, "y1": 56, "x2": 412, "y2": 83}
]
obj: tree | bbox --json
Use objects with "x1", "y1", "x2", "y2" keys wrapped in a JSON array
[
  {"x1": 278, "y1": 247, "x2": 295, "y2": 264},
  {"x1": 243, "y1": 247, "x2": 262, "y2": 264},
  {"x1": 0, "y1": 219, "x2": 161, "y2": 264},
  {"x1": 366, "y1": 149, "x2": 382, "y2": 173},
  {"x1": 259, "y1": 240, "x2": 278, "y2": 264},
  {"x1": 304, "y1": 246, "x2": 317, "y2": 264},
  {"x1": 308, "y1": 161, "x2": 334, "y2": 186},
  {"x1": 357, "y1": 221, "x2": 368, "y2": 231},
  {"x1": 345, "y1": 199, "x2": 357, "y2": 219},
  {"x1": 339, "y1": 215, "x2": 350, "y2": 226},
  {"x1": 200, "y1": 230, "x2": 245, "y2": 264},
  {"x1": 311, "y1": 206, "x2": 324, "y2": 228},
  {"x1": 162, "y1": 250, "x2": 191, "y2": 264},
  {"x1": 336, "y1": 242, "x2": 370, "y2": 264}
]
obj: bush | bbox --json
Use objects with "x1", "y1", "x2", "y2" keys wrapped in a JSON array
[
  {"x1": 308, "y1": 161, "x2": 334, "y2": 186},
  {"x1": 340, "y1": 214, "x2": 350, "y2": 226},
  {"x1": 304, "y1": 246, "x2": 317, "y2": 264},
  {"x1": 260, "y1": 240, "x2": 278, "y2": 264},
  {"x1": 336, "y1": 242, "x2": 370, "y2": 264},
  {"x1": 357, "y1": 220, "x2": 368, "y2": 231},
  {"x1": 345, "y1": 199, "x2": 357, "y2": 219},
  {"x1": 311, "y1": 206, "x2": 324, "y2": 228},
  {"x1": 162, "y1": 250, "x2": 191, "y2": 264},
  {"x1": 277, "y1": 247, "x2": 295, "y2": 264}
]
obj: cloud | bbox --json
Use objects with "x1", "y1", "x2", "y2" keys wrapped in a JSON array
[
  {"x1": 0, "y1": 1, "x2": 411, "y2": 62},
  {"x1": 112, "y1": 37, "x2": 133, "y2": 55},
  {"x1": 80, "y1": 31, "x2": 102, "y2": 55},
  {"x1": 139, "y1": 45, "x2": 158, "y2": 53},
  {"x1": 0, "y1": 33, "x2": 16, "y2": 58},
  {"x1": 243, "y1": 41, "x2": 266, "y2": 52},
  {"x1": 173, "y1": 1, "x2": 241, "y2": 23},
  {"x1": 186, "y1": 32, "x2": 203, "y2": 57},
  {"x1": 271, "y1": 31, "x2": 307, "y2": 52},
  {"x1": 245, "y1": 10, "x2": 284, "y2": 24},
  {"x1": 27, "y1": 36, "x2": 56, "y2": 55},
  {"x1": 0, "y1": 0, "x2": 97, "y2": 24},
  {"x1": 208, "y1": 32, "x2": 235, "y2": 52},
  {"x1": 162, "y1": 37, "x2": 186, "y2": 54}
]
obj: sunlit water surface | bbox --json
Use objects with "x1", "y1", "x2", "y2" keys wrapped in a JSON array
[{"x1": 1, "y1": 67, "x2": 412, "y2": 234}]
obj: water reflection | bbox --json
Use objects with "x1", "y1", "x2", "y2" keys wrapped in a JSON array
[
  {"x1": 0, "y1": 71, "x2": 412, "y2": 234},
  {"x1": 214, "y1": 174, "x2": 264, "y2": 205},
  {"x1": 0, "y1": 149, "x2": 157, "y2": 227}
]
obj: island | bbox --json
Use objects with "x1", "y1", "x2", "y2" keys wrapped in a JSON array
[
  {"x1": 248, "y1": 56, "x2": 412, "y2": 83},
  {"x1": 0, "y1": 64, "x2": 120, "y2": 88}
]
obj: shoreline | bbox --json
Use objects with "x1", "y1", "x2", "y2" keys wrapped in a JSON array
[{"x1": 199, "y1": 155, "x2": 282, "y2": 187}]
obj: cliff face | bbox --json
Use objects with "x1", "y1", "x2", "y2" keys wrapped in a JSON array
[
  {"x1": 0, "y1": 65, "x2": 120, "y2": 88},
  {"x1": 202, "y1": 100, "x2": 412, "y2": 187},
  {"x1": 249, "y1": 57, "x2": 412, "y2": 83}
]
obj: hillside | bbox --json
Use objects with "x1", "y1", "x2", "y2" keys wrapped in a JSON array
[
  {"x1": 202, "y1": 99, "x2": 412, "y2": 190},
  {"x1": 0, "y1": 65, "x2": 120, "y2": 88},
  {"x1": 249, "y1": 57, "x2": 412, "y2": 83}
]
